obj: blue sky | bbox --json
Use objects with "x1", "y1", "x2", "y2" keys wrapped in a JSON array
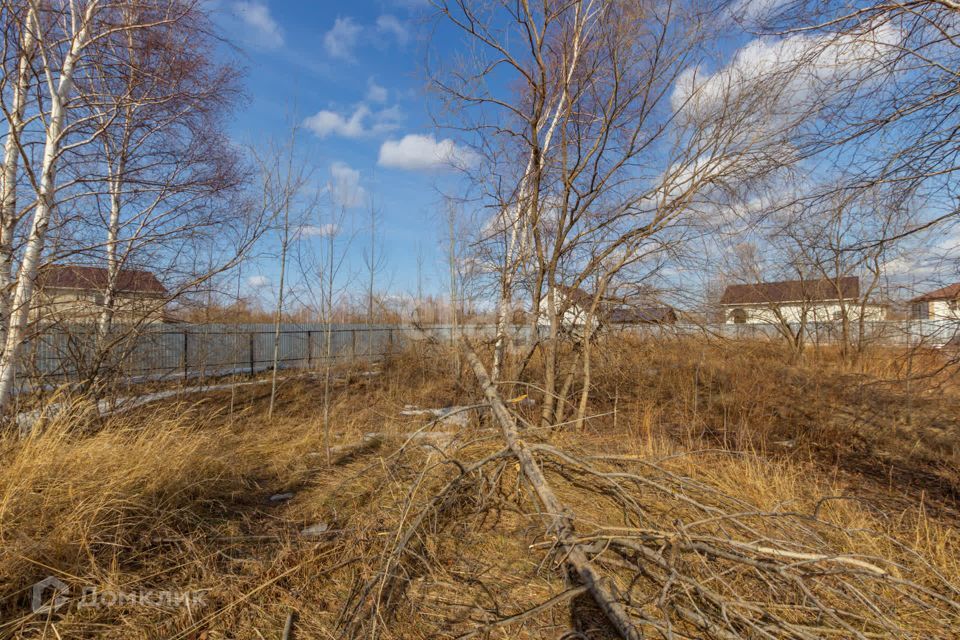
[
  {"x1": 205, "y1": 0, "x2": 957, "y2": 309},
  {"x1": 209, "y1": 0, "x2": 465, "y2": 304}
]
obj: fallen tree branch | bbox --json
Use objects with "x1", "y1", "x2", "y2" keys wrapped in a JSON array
[
  {"x1": 453, "y1": 585, "x2": 589, "y2": 640},
  {"x1": 462, "y1": 341, "x2": 643, "y2": 640}
]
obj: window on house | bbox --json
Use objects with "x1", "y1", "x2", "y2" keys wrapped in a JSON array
[
  {"x1": 731, "y1": 308, "x2": 747, "y2": 324},
  {"x1": 912, "y1": 303, "x2": 928, "y2": 320}
]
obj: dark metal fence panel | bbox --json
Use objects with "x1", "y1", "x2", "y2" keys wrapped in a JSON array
[
  {"x1": 17, "y1": 323, "x2": 533, "y2": 390},
  {"x1": 19, "y1": 318, "x2": 952, "y2": 392}
]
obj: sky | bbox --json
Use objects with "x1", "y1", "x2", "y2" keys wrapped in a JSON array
[
  {"x1": 207, "y1": 0, "x2": 467, "y2": 306},
  {"x1": 204, "y1": 0, "x2": 959, "y2": 310}
]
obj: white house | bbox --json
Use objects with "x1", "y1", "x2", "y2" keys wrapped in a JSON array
[
  {"x1": 910, "y1": 284, "x2": 960, "y2": 320},
  {"x1": 720, "y1": 277, "x2": 887, "y2": 325},
  {"x1": 538, "y1": 285, "x2": 597, "y2": 332}
]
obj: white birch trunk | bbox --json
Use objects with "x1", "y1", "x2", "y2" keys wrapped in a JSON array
[
  {"x1": 97, "y1": 160, "x2": 125, "y2": 344},
  {"x1": 0, "y1": 3, "x2": 96, "y2": 410},
  {"x1": 490, "y1": 1, "x2": 590, "y2": 381},
  {"x1": 0, "y1": 8, "x2": 37, "y2": 353}
]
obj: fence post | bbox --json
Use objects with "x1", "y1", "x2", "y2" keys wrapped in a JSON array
[
  {"x1": 182, "y1": 331, "x2": 189, "y2": 379},
  {"x1": 248, "y1": 332, "x2": 255, "y2": 376},
  {"x1": 351, "y1": 328, "x2": 357, "y2": 359},
  {"x1": 307, "y1": 330, "x2": 313, "y2": 368},
  {"x1": 388, "y1": 328, "x2": 394, "y2": 354}
]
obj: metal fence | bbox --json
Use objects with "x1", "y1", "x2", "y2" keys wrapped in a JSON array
[
  {"x1": 611, "y1": 319, "x2": 960, "y2": 347},
  {"x1": 14, "y1": 318, "x2": 958, "y2": 392},
  {"x1": 18, "y1": 323, "x2": 530, "y2": 390}
]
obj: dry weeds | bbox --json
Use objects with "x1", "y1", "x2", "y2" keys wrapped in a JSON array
[{"x1": 0, "y1": 340, "x2": 957, "y2": 638}]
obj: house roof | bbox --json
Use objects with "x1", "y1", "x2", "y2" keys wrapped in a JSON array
[
  {"x1": 720, "y1": 277, "x2": 859, "y2": 305},
  {"x1": 38, "y1": 264, "x2": 167, "y2": 295},
  {"x1": 555, "y1": 284, "x2": 594, "y2": 306},
  {"x1": 910, "y1": 283, "x2": 960, "y2": 303},
  {"x1": 608, "y1": 306, "x2": 677, "y2": 324}
]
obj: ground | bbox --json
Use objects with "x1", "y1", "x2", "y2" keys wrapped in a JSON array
[{"x1": 1, "y1": 338, "x2": 958, "y2": 638}]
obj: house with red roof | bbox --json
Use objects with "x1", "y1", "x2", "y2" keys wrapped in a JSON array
[
  {"x1": 719, "y1": 277, "x2": 887, "y2": 325},
  {"x1": 909, "y1": 283, "x2": 960, "y2": 320},
  {"x1": 34, "y1": 264, "x2": 169, "y2": 325}
]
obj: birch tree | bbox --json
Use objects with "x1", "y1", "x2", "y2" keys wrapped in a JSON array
[
  {"x1": 435, "y1": 0, "x2": 796, "y2": 427},
  {"x1": 0, "y1": 0, "x2": 248, "y2": 410},
  {"x1": 78, "y1": 2, "x2": 242, "y2": 343},
  {"x1": 362, "y1": 191, "x2": 386, "y2": 325},
  {"x1": 0, "y1": 3, "x2": 37, "y2": 350},
  {"x1": 63, "y1": 1, "x2": 247, "y2": 388},
  {"x1": 251, "y1": 128, "x2": 311, "y2": 419},
  {"x1": 0, "y1": 0, "x2": 105, "y2": 408}
]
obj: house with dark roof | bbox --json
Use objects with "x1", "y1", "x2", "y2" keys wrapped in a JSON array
[
  {"x1": 537, "y1": 285, "x2": 597, "y2": 333},
  {"x1": 719, "y1": 277, "x2": 886, "y2": 325},
  {"x1": 909, "y1": 283, "x2": 960, "y2": 320},
  {"x1": 35, "y1": 264, "x2": 169, "y2": 325},
  {"x1": 539, "y1": 284, "x2": 681, "y2": 334}
]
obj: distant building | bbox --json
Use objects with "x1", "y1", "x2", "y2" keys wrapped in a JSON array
[
  {"x1": 35, "y1": 264, "x2": 168, "y2": 325},
  {"x1": 608, "y1": 305, "x2": 678, "y2": 326},
  {"x1": 910, "y1": 284, "x2": 960, "y2": 320},
  {"x1": 539, "y1": 285, "x2": 682, "y2": 334},
  {"x1": 538, "y1": 285, "x2": 597, "y2": 332},
  {"x1": 719, "y1": 277, "x2": 886, "y2": 325}
]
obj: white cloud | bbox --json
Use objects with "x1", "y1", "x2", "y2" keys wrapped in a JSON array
[
  {"x1": 366, "y1": 78, "x2": 388, "y2": 103},
  {"x1": 672, "y1": 23, "x2": 901, "y2": 129},
  {"x1": 727, "y1": 0, "x2": 791, "y2": 23},
  {"x1": 303, "y1": 104, "x2": 402, "y2": 139},
  {"x1": 378, "y1": 134, "x2": 477, "y2": 171},
  {"x1": 324, "y1": 16, "x2": 362, "y2": 60},
  {"x1": 884, "y1": 224, "x2": 960, "y2": 278},
  {"x1": 232, "y1": 1, "x2": 284, "y2": 49},
  {"x1": 301, "y1": 223, "x2": 340, "y2": 238},
  {"x1": 376, "y1": 14, "x2": 409, "y2": 45},
  {"x1": 328, "y1": 161, "x2": 366, "y2": 208},
  {"x1": 247, "y1": 274, "x2": 270, "y2": 288}
]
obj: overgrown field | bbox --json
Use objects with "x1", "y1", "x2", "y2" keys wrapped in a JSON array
[{"x1": 1, "y1": 338, "x2": 958, "y2": 638}]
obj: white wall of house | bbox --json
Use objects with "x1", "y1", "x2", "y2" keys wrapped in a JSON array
[
  {"x1": 722, "y1": 302, "x2": 886, "y2": 325},
  {"x1": 918, "y1": 299, "x2": 960, "y2": 320},
  {"x1": 537, "y1": 290, "x2": 591, "y2": 330},
  {"x1": 33, "y1": 288, "x2": 167, "y2": 324}
]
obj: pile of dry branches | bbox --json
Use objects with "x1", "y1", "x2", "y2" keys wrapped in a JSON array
[{"x1": 335, "y1": 343, "x2": 960, "y2": 639}]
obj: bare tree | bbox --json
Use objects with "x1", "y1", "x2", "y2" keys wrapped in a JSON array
[
  {"x1": 0, "y1": 0, "x2": 254, "y2": 411},
  {"x1": 733, "y1": 0, "x2": 960, "y2": 283},
  {"x1": 774, "y1": 185, "x2": 914, "y2": 361},
  {"x1": 433, "y1": 0, "x2": 799, "y2": 429},
  {"x1": 318, "y1": 204, "x2": 351, "y2": 463},
  {"x1": 363, "y1": 190, "x2": 386, "y2": 325},
  {"x1": 248, "y1": 126, "x2": 313, "y2": 420},
  {"x1": 0, "y1": 0, "x2": 105, "y2": 408},
  {"x1": 58, "y1": 1, "x2": 248, "y2": 390},
  {"x1": 0, "y1": 3, "x2": 37, "y2": 351}
]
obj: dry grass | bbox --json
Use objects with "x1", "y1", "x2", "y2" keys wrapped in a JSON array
[
  {"x1": 584, "y1": 335, "x2": 960, "y2": 511},
  {"x1": 0, "y1": 339, "x2": 957, "y2": 638}
]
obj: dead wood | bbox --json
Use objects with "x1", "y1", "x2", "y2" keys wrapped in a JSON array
[
  {"x1": 462, "y1": 342, "x2": 643, "y2": 640},
  {"x1": 460, "y1": 342, "x2": 960, "y2": 639},
  {"x1": 336, "y1": 445, "x2": 512, "y2": 638}
]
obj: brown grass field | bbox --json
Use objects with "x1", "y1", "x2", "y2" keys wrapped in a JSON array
[{"x1": 1, "y1": 337, "x2": 958, "y2": 638}]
